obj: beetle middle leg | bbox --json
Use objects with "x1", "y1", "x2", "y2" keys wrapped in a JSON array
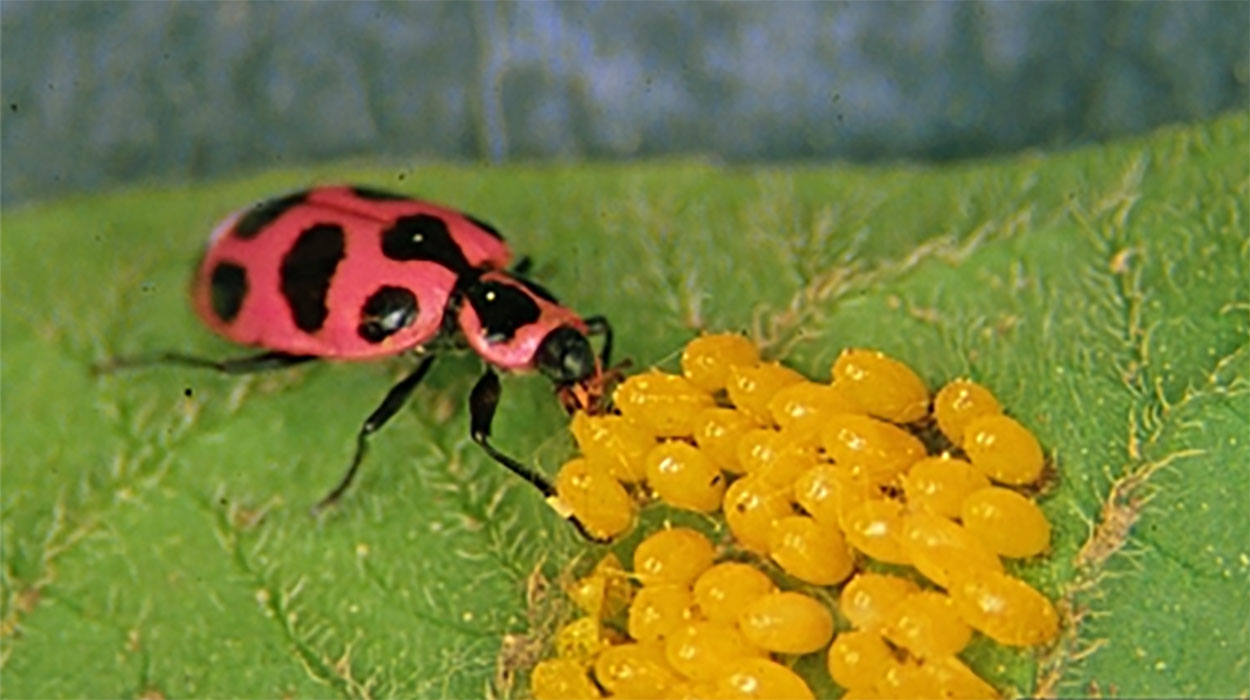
[{"x1": 312, "y1": 355, "x2": 437, "y2": 513}]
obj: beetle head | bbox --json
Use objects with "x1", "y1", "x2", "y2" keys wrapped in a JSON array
[{"x1": 535, "y1": 325, "x2": 595, "y2": 384}]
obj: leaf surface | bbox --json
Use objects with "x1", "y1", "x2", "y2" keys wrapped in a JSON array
[{"x1": 2, "y1": 115, "x2": 1246, "y2": 697}]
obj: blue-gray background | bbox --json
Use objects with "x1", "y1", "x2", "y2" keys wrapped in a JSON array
[{"x1": 2, "y1": 1, "x2": 1246, "y2": 205}]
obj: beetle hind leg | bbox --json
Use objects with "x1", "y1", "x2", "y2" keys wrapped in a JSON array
[{"x1": 92, "y1": 350, "x2": 315, "y2": 376}]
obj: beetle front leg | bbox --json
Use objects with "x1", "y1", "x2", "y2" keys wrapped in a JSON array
[
  {"x1": 468, "y1": 369, "x2": 608, "y2": 543},
  {"x1": 583, "y1": 315, "x2": 613, "y2": 368},
  {"x1": 468, "y1": 369, "x2": 557, "y2": 495}
]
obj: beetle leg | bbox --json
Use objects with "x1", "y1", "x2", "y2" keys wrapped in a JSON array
[
  {"x1": 468, "y1": 369, "x2": 553, "y2": 494},
  {"x1": 583, "y1": 315, "x2": 613, "y2": 368},
  {"x1": 511, "y1": 255, "x2": 533, "y2": 276},
  {"x1": 468, "y1": 369, "x2": 609, "y2": 543},
  {"x1": 92, "y1": 350, "x2": 315, "y2": 375},
  {"x1": 312, "y1": 355, "x2": 437, "y2": 514}
]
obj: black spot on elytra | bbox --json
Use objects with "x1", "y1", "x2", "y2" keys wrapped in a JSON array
[
  {"x1": 280, "y1": 225, "x2": 346, "y2": 332},
  {"x1": 234, "y1": 191, "x2": 309, "y2": 239},
  {"x1": 465, "y1": 214, "x2": 504, "y2": 241},
  {"x1": 357, "y1": 286, "x2": 419, "y2": 343},
  {"x1": 184, "y1": 387, "x2": 193, "y2": 397},
  {"x1": 352, "y1": 186, "x2": 410, "y2": 201},
  {"x1": 209, "y1": 262, "x2": 248, "y2": 322},
  {"x1": 464, "y1": 280, "x2": 541, "y2": 343},
  {"x1": 381, "y1": 214, "x2": 472, "y2": 275}
]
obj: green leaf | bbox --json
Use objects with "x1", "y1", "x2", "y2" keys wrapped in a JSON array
[{"x1": 3, "y1": 114, "x2": 1246, "y2": 698}]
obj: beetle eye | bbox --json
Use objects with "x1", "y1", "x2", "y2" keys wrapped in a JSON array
[{"x1": 535, "y1": 326, "x2": 594, "y2": 383}]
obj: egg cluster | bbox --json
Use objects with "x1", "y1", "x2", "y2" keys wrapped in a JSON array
[
  {"x1": 535, "y1": 334, "x2": 1058, "y2": 698},
  {"x1": 531, "y1": 527, "x2": 824, "y2": 699}
]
